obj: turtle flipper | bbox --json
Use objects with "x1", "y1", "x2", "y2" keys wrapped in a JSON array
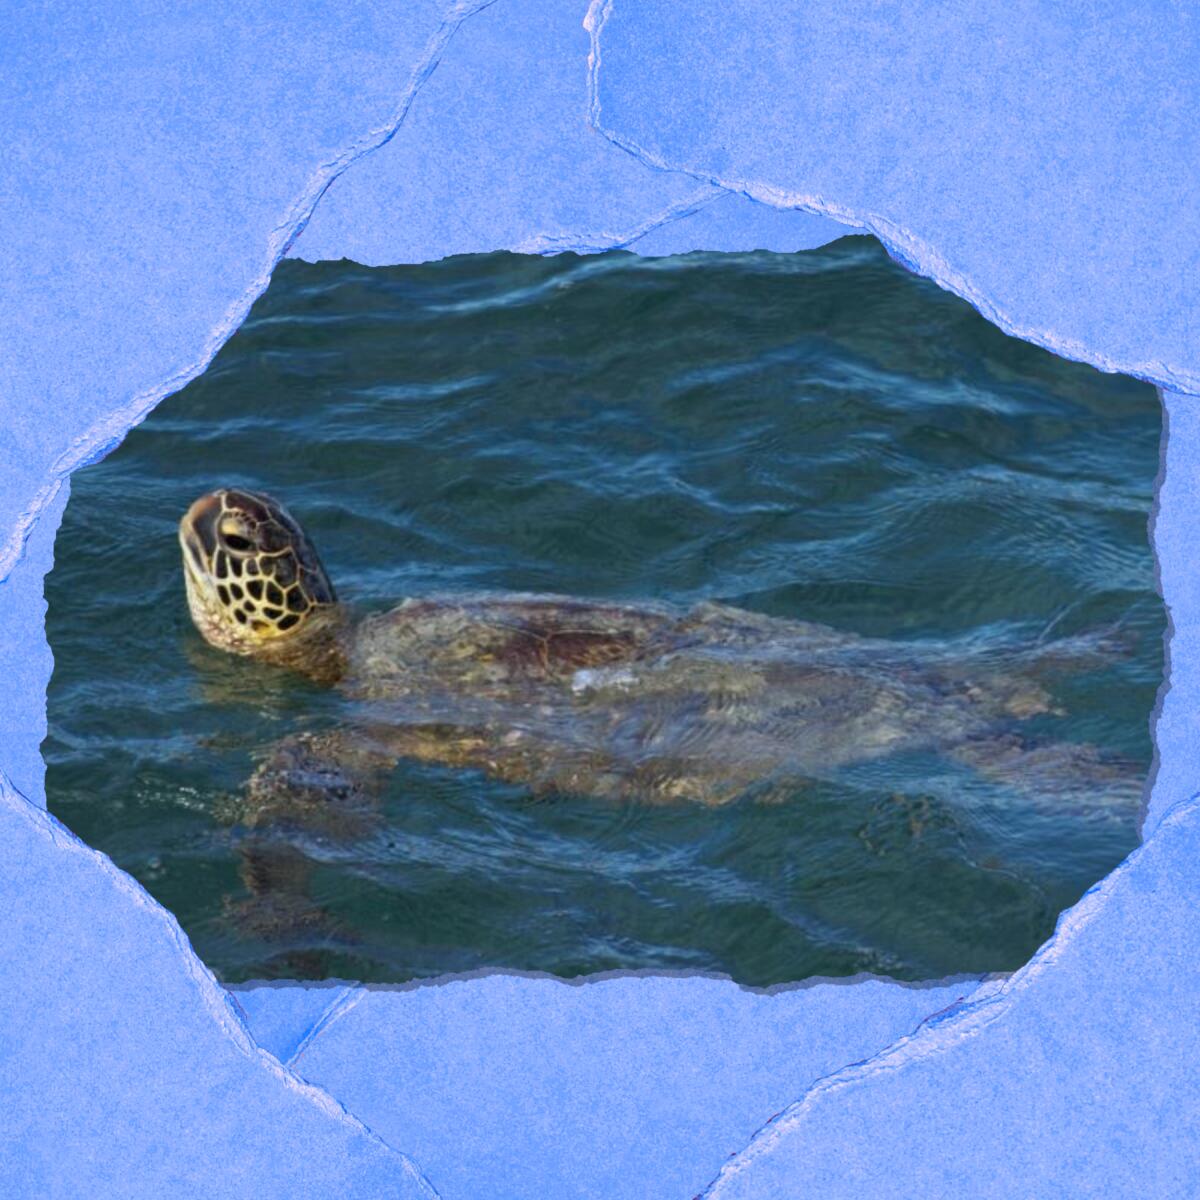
[
  {"x1": 242, "y1": 728, "x2": 398, "y2": 834},
  {"x1": 982, "y1": 624, "x2": 1137, "y2": 700},
  {"x1": 219, "y1": 727, "x2": 398, "y2": 954},
  {"x1": 949, "y1": 733, "x2": 1146, "y2": 810}
]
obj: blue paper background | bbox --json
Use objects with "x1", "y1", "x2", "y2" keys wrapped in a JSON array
[{"x1": 3, "y1": 2, "x2": 1197, "y2": 1195}]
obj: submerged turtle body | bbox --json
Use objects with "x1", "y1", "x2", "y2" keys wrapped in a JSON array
[{"x1": 334, "y1": 592, "x2": 1053, "y2": 806}]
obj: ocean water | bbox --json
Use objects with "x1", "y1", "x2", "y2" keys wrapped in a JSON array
[{"x1": 44, "y1": 237, "x2": 1163, "y2": 985}]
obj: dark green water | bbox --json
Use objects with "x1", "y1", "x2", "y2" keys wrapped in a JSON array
[{"x1": 45, "y1": 237, "x2": 1163, "y2": 985}]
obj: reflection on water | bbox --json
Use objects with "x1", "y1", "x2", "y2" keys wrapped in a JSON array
[{"x1": 45, "y1": 237, "x2": 1163, "y2": 984}]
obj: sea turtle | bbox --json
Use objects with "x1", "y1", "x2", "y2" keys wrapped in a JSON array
[
  {"x1": 179, "y1": 487, "x2": 1140, "y2": 938},
  {"x1": 180, "y1": 486, "x2": 1142, "y2": 808}
]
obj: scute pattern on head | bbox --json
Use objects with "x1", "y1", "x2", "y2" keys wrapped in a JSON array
[
  {"x1": 220, "y1": 491, "x2": 333, "y2": 634},
  {"x1": 180, "y1": 487, "x2": 338, "y2": 654}
]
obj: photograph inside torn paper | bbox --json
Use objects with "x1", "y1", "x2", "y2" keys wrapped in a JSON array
[{"x1": 45, "y1": 237, "x2": 1163, "y2": 984}]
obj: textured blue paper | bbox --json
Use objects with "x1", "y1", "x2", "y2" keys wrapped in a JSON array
[
  {"x1": 0, "y1": 786, "x2": 438, "y2": 1197},
  {"x1": 238, "y1": 975, "x2": 976, "y2": 1200},
  {"x1": 285, "y1": 0, "x2": 846, "y2": 264},
  {"x1": 3, "y1": 2, "x2": 1197, "y2": 1195},
  {"x1": 586, "y1": 0, "x2": 1200, "y2": 394}
]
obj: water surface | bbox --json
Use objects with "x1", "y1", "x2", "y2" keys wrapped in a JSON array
[{"x1": 45, "y1": 237, "x2": 1163, "y2": 984}]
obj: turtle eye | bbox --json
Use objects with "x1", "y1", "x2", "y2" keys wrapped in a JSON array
[{"x1": 217, "y1": 513, "x2": 256, "y2": 554}]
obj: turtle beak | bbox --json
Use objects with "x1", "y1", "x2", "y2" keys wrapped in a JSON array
[{"x1": 180, "y1": 491, "x2": 222, "y2": 578}]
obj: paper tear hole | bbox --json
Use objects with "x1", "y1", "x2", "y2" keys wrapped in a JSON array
[{"x1": 43, "y1": 239, "x2": 1165, "y2": 988}]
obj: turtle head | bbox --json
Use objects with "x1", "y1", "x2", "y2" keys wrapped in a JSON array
[{"x1": 179, "y1": 488, "x2": 338, "y2": 656}]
